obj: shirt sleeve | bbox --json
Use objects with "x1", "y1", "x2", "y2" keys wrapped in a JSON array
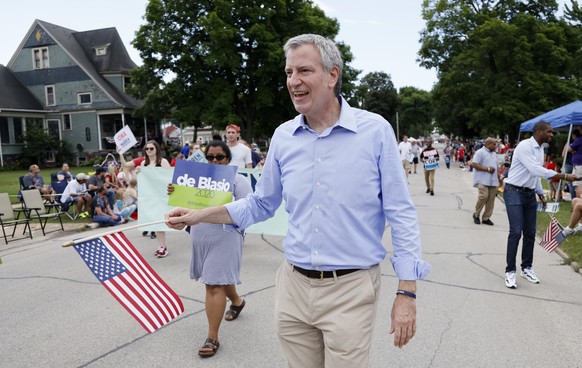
[{"x1": 379, "y1": 126, "x2": 431, "y2": 280}]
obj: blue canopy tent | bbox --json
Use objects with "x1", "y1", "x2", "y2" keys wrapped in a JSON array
[
  {"x1": 520, "y1": 100, "x2": 582, "y2": 132},
  {"x1": 519, "y1": 101, "x2": 582, "y2": 199}
]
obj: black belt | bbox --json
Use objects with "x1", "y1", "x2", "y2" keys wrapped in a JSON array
[
  {"x1": 292, "y1": 265, "x2": 361, "y2": 279},
  {"x1": 505, "y1": 183, "x2": 534, "y2": 192}
]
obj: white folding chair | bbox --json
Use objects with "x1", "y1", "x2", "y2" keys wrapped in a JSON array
[
  {"x1": 0, "y1": 193, "x2": 32, "y2": 244},
  {"x1": 20, "y1": 189, "x2": 64, "y2": 236}
]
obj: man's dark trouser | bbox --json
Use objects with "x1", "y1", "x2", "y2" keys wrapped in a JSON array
[{"x1": 503, "y1": 185, "x2": 537, "y2": 272}]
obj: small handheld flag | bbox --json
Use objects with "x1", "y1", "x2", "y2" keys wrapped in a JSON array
[
  {"x1": 72, "y1": 232, "x2": 184, "y2": 333},
  {"x1": 539, "y1": 217, "x2": 566, "y2": 253}
]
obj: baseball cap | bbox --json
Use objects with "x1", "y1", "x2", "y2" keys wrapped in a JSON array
[
  {"x1": 76, "y1": 173, "x2": 87, "y2": 181},
  {"x1": 226, "y1": 124, "x2": 240, "y2": 133}
]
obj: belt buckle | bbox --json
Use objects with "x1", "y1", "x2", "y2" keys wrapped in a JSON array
[{"x1": 320, "y1": 271, "x2": 324, "y2": 280}]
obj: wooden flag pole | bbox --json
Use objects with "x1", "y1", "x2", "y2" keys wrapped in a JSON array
[{"x1": 62, "y1": 220, "x2": 170, "y2": 247}]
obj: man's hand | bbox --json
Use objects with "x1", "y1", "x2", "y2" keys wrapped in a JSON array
[
  {"x1": 165, "y1": 207, "x2": 197, "y2": 230},
  {"x1": 389, "y1": 294, "x2": 417, "y2": 348}
]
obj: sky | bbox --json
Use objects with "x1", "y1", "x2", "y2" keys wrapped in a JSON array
[{"x1": 0, "y1": 0, "x2": 439, "y2": 91}]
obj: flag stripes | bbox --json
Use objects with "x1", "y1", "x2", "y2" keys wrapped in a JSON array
[
  {"x1": 539, "y1": 217, "x2": 566, "y2": 253},
  {"x1": 73, "y1": 232, "x2": 184, "y2": 333}
]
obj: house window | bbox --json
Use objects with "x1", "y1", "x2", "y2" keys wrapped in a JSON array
[
  {"x1": 78, "y1": 93, "x2": 92, "y2": 105},
  {"x1": 32, "y1": 47, "x2": 49, "y2": 69},
  {"x1": 85, "y1": 127, "x2": 91, "y2": 141},
  {"x1": 0, "y1": 117, "x2": 8, "y2": 144},
  {"x1": 63, "y1": 114, "x2": 72, "y2": 130},
  {"x1": 13, "y1": 118, "x2": 23, "y2": 143},
  {"x1": 123, "y1": 76, "x2": 131, "y2": 92},
  {"x1": 46, "y1": 120, "x2": 60, "y2": 140},
  {"x1": 45, "y1": 85, "x2": 55, "y2": 106},
  {"x1": 95, "y1": 46, "x2": 108, "y2": 56}
]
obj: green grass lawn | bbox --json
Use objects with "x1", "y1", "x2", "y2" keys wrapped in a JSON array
[
  {"x1": 536, "y1": 199, "x2": 582, "y2": 270},
  {"x1": 0, "y1": 166, "x2": 97, "y2": 224}
]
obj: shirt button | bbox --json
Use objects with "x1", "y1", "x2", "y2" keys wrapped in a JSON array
[
  {"x1": 316, "y1": 182, "x2": 320, "y2": 186},
  {"x1": 315, "y1": 205, "x2": 320, "y2": 210},
  {"x1": 317, "y1": 158, "x2": 322, "y2": 163},
  {"x1": 315, "y1": 228, "x2": 319, "y2": 233},
  {"x1": 314, "y1": 251, "x2": 319, "y2": 255}
]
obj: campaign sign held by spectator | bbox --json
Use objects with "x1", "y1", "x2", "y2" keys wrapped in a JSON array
[
  {"x1": 168, "y1": 160, "x2": 237, "y2": 209},
  {"x1": 114, "y1": 125, "x2": 138, "y2": 154},
  {"x1": 187, "y1": 148, "x2": 207, "y2": 163}
]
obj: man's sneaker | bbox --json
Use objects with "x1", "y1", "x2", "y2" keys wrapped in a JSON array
[
  {"x1": 505, "y1": 271, "x2": 517, "y2": 289},
  {"x1": 473, "y1": 215, "x2": 481, "y2": 224},
  {"x1": 142, "y1": 231, "x2": 149, "y2": 237},
  {"x1": 576, "y1": 224, "x2": 582, "y2": 233},
  {"x1": 154, "y1": 246, "x2": 165, "y2": 256},
  {"x1": 156, "y1": 247, "x2": 168, "y2": 258},
  {"x1": 430, "y1": 191, "x2": 434, "y2": 196},
  {"x1": 562, "y1": 227, "x2": 575, "y2": 237},
  {"x1": 150, "y1": 231, "x2": 157, "y2": 239},
  {"x1": 521, "y1": 268, "x2": 540, "y2": 284},
  {"x1": 482, "y1": 219, "x2": 494, "y2": 226}
]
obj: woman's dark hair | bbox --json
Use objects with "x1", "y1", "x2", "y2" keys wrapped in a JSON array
[
  {"x1": 143, "y1": 140, "x2": 163, "y2": 166},
  {"x1": 205, "y1": 140, "x2": 231, "y2": 163}
]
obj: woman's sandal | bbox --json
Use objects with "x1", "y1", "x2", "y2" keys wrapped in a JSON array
[
  {"x1": 198, "y1": 338, "x2": 220, "y2": 357},
  {"x1": 224, "y1": 299, "x2": 246, "y2": 321}
]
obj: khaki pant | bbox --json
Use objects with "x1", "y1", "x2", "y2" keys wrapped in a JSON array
[
  {"x1": 274, "y1": 262, "x2": 381, "y2": 368},
  {"x1": 474, "y1": 184, "x2": 497, "y2": 221},
  {"x1": 424, "y1": 169, "x2": 435, "y2": 191}
]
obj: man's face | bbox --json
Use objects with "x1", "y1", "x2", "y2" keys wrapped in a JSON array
[
  {"x1": 285, "y1": 44, "x2": 338, "y2": 118},
  {"x1": 225, "y1": 128, "x2": 239, "y2": 143},
  {"x1": 538, "y1": 126, "x2": 554, "y2": 144},
  {"x1": 485, "y1": 141, "x2": 496, "y2": 151},
  {"x1": 31, "y1": 167, "x2": 40, "y2": 175},
  {"x1": 62, "y1": 164, "x2": 69, "y2": 171}
]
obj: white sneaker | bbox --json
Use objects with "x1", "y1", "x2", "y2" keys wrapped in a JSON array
[
  {"x1": 505, "y1": 271, "x2": 517, "y2": 289},
  {"x1": 521, "y1": 268, "x2": 540, "y2": 284},
  {"x1": 154, "y1": 246, "x2": 165, "y2": 256},
  {"x1": 576, "y1": 224, "x2": 582, "y2": 233},
  {"x1": 562, "y1": 227, "x2": 575, "y2": 236}
]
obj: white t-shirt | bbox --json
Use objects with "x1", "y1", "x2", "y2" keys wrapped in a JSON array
[
  {"x1": 229, "y1": 143, "x2": 252, "y2": 168},
  {"x1": 60, "y1": 180, "x2": 88, "y2": 203},
  {"x1": 398, "y1": 141, "x2": 413, "y2": 161}
]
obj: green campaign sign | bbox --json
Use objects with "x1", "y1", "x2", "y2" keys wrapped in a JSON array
[{"x1": 168, "y1": 185, "x2": 233, "y2": 209}]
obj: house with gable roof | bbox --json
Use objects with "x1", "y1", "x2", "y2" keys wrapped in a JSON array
[{"x1": 0, "y1": 19, "x2": 157, "y2": 166}]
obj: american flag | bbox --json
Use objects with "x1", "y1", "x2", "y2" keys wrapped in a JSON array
[
  {"x1": 74, "y1": 232, "x2": 184, "y2": 333},
  {"x1": 539, "y1": 217, "x2": 566, "y2": 253}
]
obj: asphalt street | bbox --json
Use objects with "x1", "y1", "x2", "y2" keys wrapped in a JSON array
[{"x1": 1, "y1": 158, "x2": 581, "y2": 368}]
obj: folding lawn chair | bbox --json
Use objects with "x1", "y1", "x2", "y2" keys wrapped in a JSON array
[
  {"x1": 51, "y1": 180, "x2": 77, "y2": 220},
  {"x1": 0, "y1": 193, "x2": 32, "y2": 244},
  {"x1": 20, "y1": 189, "x2": 64, "y2": 236}
]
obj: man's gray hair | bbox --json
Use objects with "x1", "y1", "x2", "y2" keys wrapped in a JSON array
[{"x1": 284, "y1": 34, "x2": 343, "y2": 97}]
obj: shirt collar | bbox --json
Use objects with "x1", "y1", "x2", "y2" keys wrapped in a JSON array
[{"x1": 291, "y1": 96, "x2": 357, "y2": 135}]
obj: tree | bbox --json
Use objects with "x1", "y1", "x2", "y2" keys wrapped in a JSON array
[
  {"x1": 398, "y1": 87, "x2": 433, "y2": 138},
  {"x1": 418, "y1": 0, "x2": 582, "y2": 142},
  {"x1": 354, "y1": 72, "x2": 399, "y2": 130},
  {"x1": 22, "y1": 122, "x2": 73, "y2": 168},
  {"x1": 130, "y1": 0, "x2": 359, "y2": 141}
]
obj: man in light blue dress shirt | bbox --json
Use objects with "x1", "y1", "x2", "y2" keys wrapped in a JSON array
[
  {"x1": 503, "y1": 121, "x2": 579, "y2": 289},
  {"x1": 470, "y1": 138, "x2": 500, "y2": 225},
  {"x1": 166, "y1": 34, "x2": 431, "y2": 367}
]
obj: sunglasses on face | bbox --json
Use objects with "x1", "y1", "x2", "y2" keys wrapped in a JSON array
[
  {"x1": 145, "y1": 147, "x2": 155, "y2": 151},
  {"x1": 206, "y1": 154, "x2": 226, "y2": 161}
]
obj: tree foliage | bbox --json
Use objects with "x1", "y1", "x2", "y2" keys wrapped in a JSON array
[
  {"x1": 354, "y1": 72, "x2": 399, "y2": 130},
  {"x1": 398, "y1": 87, "x2": 433, "y2": 138},
  {"x1": 130, "y1": 0, "x2": 359, "y2": 141},
  {"x1": 22, "y1": 122, "x2": 73, "y2": 168},
  {"x1": 419, "y1": 0, "x2": 582, "y2": 142}
]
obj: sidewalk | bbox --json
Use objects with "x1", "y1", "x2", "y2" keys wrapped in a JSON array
[{"x1": 1, "y1": 159, "x2": 581, "y2": 367}]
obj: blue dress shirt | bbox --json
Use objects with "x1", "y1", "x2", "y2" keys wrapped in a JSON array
[{"x1": 225, "y1": 98, "x2": 431, "y2": 280}]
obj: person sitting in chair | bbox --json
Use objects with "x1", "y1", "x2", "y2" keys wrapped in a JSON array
[
  {"x1": 22, "y1": 164, "x2": 56, "y2": 202},
  {"x1": 60, "y1": 173, "x2": 92, "y2": 219}
]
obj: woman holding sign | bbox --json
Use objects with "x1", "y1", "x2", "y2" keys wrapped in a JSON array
[
  {"x1": 168, "y1": 140, "x2": 252, "y2": 357},
  {"x1": 141, "y1": 140, "x2": 171, "y2": 257},
  {"x1": 420, "y1": 139, "x2": 440, "y2": 196}
]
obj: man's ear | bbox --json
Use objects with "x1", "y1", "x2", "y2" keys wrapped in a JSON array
[{"x1": 328, "y1": 66, "x2": 339, "y2": 89}]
